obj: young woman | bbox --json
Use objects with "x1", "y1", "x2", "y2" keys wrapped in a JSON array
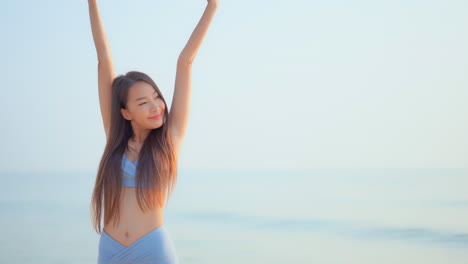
[{"x1": 87, "y1": 1, "x2": 218, "y2": 263}]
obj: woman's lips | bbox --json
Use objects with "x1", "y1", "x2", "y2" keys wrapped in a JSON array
[{"x1": 149, "y1": 113, "x2": 162, "y2": 120}]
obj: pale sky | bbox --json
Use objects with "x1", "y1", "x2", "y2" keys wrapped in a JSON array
[{"x1": 2, "y1": 0, "x2": 467, "y2": 173}]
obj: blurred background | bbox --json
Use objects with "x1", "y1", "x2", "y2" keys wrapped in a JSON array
[{"x1": 2, "y1": 0, "x2": 467, "y2": 263}]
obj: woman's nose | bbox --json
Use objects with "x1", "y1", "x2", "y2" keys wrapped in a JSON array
[{"x1": 151, "y1": 101, "x2": 161, "y2": 111}]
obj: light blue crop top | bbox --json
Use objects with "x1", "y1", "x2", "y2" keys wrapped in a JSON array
[{"x1": 121, "y1": 153, "x2": 140, "y2": 188}]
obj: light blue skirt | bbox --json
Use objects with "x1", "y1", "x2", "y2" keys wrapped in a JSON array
[{"x1": 98, "y1": 225, "x2": 180, "y2": 264}]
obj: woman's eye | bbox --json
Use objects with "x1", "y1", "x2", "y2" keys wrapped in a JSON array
[{"x1": 139, "y1": 96, "x2": 159, "y2": 106}]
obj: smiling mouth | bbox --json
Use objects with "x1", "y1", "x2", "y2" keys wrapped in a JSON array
[{"x1": 149, "y1": 113, "x2": 162, "y2": 120}]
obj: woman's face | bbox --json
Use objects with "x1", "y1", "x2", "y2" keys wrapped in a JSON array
[{"x1": 121, "y1": 81, "x2": 165, "y2": 129}]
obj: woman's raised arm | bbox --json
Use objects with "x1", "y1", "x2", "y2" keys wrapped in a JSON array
[
  {"x1": 168, "y1": 0, "x2": 219, "y2": 140},
  {"x1": 88, "y1": 0, "x2": 115, "y2": 138},
  {"x1": 178, "y1": 0, "x2": 219, "y2": 63}
]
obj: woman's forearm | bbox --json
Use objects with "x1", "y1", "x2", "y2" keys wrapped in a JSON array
[
  {"x1": 88, "y1": 0, "x2": 113, "y2": 61},
  {"x1": 179, "y1": 3, "x2": 219, "y2": 64}
]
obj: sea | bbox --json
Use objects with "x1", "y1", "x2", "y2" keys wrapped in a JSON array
[{"x1": 1, "y1": 168, "x2": 467, "y2": 264}]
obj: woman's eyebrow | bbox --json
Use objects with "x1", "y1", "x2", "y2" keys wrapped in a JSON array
[{"x1": 135, "y1": 91, "x2": 158, "y2": 101}]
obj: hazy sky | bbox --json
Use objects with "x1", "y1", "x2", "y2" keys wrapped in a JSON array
[{"x1": 3, "y1": 0, "x2": 467, "y2": 173}]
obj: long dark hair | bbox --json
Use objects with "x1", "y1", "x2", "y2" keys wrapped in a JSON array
[{"x1": 90, "y1": 71, "x2": 178, "y2": 235}]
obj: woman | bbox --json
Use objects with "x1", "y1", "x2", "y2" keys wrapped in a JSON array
[{"x1": 87, "y1": 0, "x2": 218, "y2": 263}]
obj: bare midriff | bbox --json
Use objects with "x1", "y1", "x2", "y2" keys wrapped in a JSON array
[{"x1": 103, "y1": 187, "x2": 166, "y2": 247}]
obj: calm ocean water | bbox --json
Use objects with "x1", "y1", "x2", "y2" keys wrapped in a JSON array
[{"x1": 1, "y1": 168, "x2": 467, "y2": 263}]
